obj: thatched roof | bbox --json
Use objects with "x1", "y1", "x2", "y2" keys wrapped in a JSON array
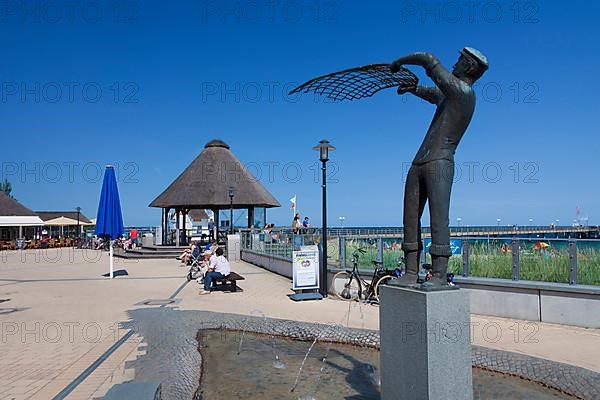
[
  {"x1": 0, "y1": 192, "x2": 36, "y2": 216},
  {"x1": 150, "y1": 140, "x2": 281, "y2": 209},
  {"x1": 36, "y1": 211, "x2": 92, "y2": 224}
]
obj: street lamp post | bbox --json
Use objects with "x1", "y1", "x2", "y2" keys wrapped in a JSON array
[
  {"x1": 76, "y1": 206, "x2": 81, "y2": 243},
  {"x1": 313, "y1": 139, "x2": 336, "y2": 297},
  {"x1": 457, "y1": 217, "x2": 462, "y2": 236},
  {"x1": 228, "y1": 187, "x2": 235, "y2": 235},
  {"x1": 339, "y1": 216, "x2": 345, "y2": 227},
  {"x1": 497, "y1": 218, "x2": 501, "y2": 228}
]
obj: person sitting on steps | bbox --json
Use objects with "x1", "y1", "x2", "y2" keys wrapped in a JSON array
[
  {"x1": 178, "y1": 241, "x2": 200, "y2": 265},
  {"x1": 199, "y1": 247, "x2": 231, "y2": 295}
]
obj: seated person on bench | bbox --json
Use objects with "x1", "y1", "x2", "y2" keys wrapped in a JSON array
[
  {"x1": 204, "y1": 240, "x2": 218, "y2": 254},
  {"x1": 199, "y1": 247, "x2": 231, "y2": 295}
]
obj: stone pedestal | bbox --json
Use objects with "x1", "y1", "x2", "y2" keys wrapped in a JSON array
[{"x1": 380, "y1": 285, "x2": 472, "y2": 400}]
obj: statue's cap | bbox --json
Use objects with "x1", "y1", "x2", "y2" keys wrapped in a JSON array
[{"x1": 460, "y1": 47, "x2": 489, "y2": 69}]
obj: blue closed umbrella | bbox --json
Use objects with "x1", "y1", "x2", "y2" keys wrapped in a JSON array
[{"x1": 96, "y1": 166, "x2": 124, "y2": 278}]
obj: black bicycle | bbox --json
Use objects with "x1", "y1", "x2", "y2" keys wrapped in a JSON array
[{"x1": 332, "y1": 248, "x2": 403, "y2": 303}]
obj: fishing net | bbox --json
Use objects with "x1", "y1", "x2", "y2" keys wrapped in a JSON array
[{"x1": 289, "y1": 64, "x2": 418, "y2": 101}]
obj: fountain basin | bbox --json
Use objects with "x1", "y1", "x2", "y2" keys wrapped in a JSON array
[
  {"x1": 120, "y1": 308, "x2": 599, "y2": 399},
  {"x1": 195, "y1": 329, "x2": 573, "y2": 400}
]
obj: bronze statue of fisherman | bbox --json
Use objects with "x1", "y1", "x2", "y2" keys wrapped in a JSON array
[
  {"x1": 290, "y1": 47, "x2": 489, "y2": 289},
  {"x1": 391, "y1": 47, "x2": 489, "y2": 288}
]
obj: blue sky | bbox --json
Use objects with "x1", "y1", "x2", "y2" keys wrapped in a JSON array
[{"x1": 1, "y1": 0, "x2": 599, "y2": 227}]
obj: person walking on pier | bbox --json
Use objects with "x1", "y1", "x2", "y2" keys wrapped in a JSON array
[
  {"x1": 292, "y1": 213, "x2": 301, "y2": 234},
  {"x1": 208, "y1": 218, "x2": 215, "y2": 241}
]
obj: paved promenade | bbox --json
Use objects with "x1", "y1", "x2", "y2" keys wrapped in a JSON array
[{"x1": 0, "y1": 248, "x2": 599, "y2": 399}]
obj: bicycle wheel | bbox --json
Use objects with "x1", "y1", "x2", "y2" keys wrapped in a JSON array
[
  {"x1": 332, "y1": 271, "x2": 362, "y2": 301},
  {"x1": 374, "y1": 275, "x2": 395, "y2": 303}
]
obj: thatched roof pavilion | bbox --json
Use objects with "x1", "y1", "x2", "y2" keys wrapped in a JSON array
[{"x1": 150, "y1": 139, "x2": 280, "y2": 244}]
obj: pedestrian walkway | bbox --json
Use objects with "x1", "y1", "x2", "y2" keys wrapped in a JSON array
[
  {"x1": 0, "y1": 249, "x2": 598, "y2": 399},
  {"x1": 0, "y1": 249, "x2": 181, "y2": 400}
]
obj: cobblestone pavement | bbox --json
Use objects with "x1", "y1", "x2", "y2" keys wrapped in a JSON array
[
  {"x1": 472, "y1": 346, "x2": 600, "y2": 400},
  {"x1": 123, "y1": 307, "x2": 598, "y2": 399},
  {"x1": 1, "y1": 250, "x2": 599, "y2": 399}
]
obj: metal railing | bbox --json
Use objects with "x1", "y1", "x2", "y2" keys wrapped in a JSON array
[
  {"x1": 458, "y1": 238, "x2": 587, "y2": 285},
  {"x1": 240, "y1": 232, "x2": 600, "y2": 286},
  {"x1": 239, "y1": 225, "x2": 599, "y2": 239}
]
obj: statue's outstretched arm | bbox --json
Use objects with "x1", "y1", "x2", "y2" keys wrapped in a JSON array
[
  {"x1": 397, "y1": 85, "x2": 443, "y2": 105},
  {"x1": 391, "y1": 52, "x2": 461, "y2": 97}
]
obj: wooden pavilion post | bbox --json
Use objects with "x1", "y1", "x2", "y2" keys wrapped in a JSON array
[
  {"x1": 162, "y1": 208, "x2": 167, "y2": 245},
  {"x1": 182, "y1": 208, "x2": 188, "y2": 245},
  {"x1": 213, "y1": 208, "x2": 219, "y2": 243},
  {"x1": 247, "y1": 207, "x2": 254, "y2": 229},
  {"x1": 175, "y1": 208, "x2": 180, "y2": 246},
  {"x1": 164, "y1": 208, "x2": 168, "y2": 245},
  {"x1": 165, "y1": 208, "x2": 170, "y2": 245}
]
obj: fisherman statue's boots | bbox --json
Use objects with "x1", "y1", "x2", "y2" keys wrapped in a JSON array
[{"x1": 392, "y1": 251, "x2": 420, "y2": 287}]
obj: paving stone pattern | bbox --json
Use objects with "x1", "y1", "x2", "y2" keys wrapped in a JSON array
[{"x1": 123, "y1": 307, "x2": 599, "y2": 400}]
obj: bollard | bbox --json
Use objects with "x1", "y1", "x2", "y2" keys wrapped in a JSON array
[
  {"x1": 568, "y1": 240, "x2": 578, "y2": 285},
  {"x1": 512, "y1": 239, "x2": 520, "y2": 281},
  {"x1": 462, "y1": 240, "x2": 470, "y2": 277}
]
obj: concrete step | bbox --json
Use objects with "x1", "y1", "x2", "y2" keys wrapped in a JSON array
[
  {"x1": 113, "y1": 252, "x2": 178, "y2": 260},
  {"x1": 113, "y1": 245, "x2": 184, "y2": 260},
  {"x1": 101, "y1": 382, "x2": 161, "y2": 399},
  {"x1": 141, "y1": 245, "x2": 190, "y2": 252},
  {"x1": 125, "y1": 249, "x2": 182, "y2": 256},
  {"x1": 113, "y1": 245, "x2": 226, "y2": 260}
]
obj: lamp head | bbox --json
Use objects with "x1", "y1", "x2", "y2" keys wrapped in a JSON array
[{"x1": 313, "y1": 139, "x2": 336, "y2": 162}]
